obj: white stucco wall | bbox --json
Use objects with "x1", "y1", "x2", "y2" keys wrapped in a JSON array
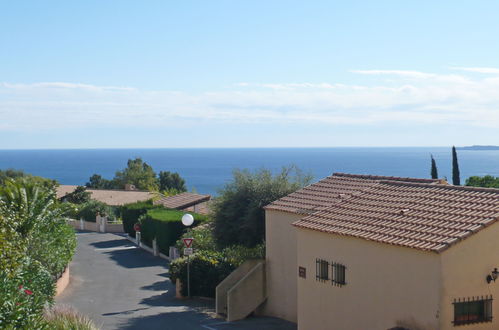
[
  {"x1": 440, "y1": 222, "x2": 499, "y2": 330},
  {"x1": 296, "y1": 228, "x2": 441, "y2": 330},
  {"x1": 264, "y1": 209, "x2": 302, "y2": 322}
]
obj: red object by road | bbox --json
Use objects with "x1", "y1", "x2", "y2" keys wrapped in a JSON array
[{"x1": 133, "y1": 223, "x2": 141, "y2": 232}]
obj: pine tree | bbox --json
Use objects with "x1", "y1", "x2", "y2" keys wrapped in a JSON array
[
  {"x1": 430, "y1": 154, "x2": 438, "y2": 179},
  {"x1": 452, "y1": 146, "x2": 461, "y2": 185}
]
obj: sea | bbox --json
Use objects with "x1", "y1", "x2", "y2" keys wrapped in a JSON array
[{"x1": 0, "y1": 147, "x2": 498, "y2": 196}]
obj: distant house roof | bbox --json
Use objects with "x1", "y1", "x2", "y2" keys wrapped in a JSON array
[
  {"x1": 264, "y1": 173, "x2": 441, "y2": 215},
  {"x1": 57, "y1": 185, "x2": 154, "y2": 206},
  {"x1": 154, "y1": 192, "x2": 211, "y2": 210},
  {"x1": 290, "y1": 177, "x2": 499, "y2": 253}
]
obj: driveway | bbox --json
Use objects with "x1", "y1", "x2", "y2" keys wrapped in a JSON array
[{"x1": 56, "y1": 232, "x2": 296, "y2": 330}]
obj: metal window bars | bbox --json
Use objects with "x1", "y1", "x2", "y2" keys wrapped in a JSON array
[
  {"x1": 332, "y1": 262, "x2": 346, "y2": 286},
  {"x1": 452, "y1": 295, "x2": 493, "y2": 326},
  {"x1": 315, "y1": 258, "x2": 329, "y2": 282}
]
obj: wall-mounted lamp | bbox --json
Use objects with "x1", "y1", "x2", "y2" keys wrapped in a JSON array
[{"x1": 486, "y1": 268, "x2": 499, "y2": 284}]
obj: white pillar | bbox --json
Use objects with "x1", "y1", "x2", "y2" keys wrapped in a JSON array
[
  {"x1": 153, "y1": 238, "x2": 159, "y2": 256},
  {"x1": 136, "y1": 232, "x2": 141, "y2": 247},
  {"x1": 80, "y1": 218, "x2": 84, "y2": 230},
  {"x1": 101, "y1": 216, "x2": 107, "y2": 233}
]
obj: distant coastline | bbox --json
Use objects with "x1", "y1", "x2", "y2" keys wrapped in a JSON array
[{"x1": 457, "y1": 145, "x2": 499, "y2": 150}]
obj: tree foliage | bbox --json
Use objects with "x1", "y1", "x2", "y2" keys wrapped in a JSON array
[
  {"x1": 86, "y1": 158, "x2": 187, "y2": 192},
  {"x1": 452, "y1": 146, "x2": 461, "y2": 185},
  {"x1": 159, "y1": 171, "x2": 187, "y2": 193},
  {"x1": 430, "y1": 154, "x2": 438, "y2": 179},
  {"x1": 113, "y1": 158, "x2": 158, "y2": 191},
  {"x1": 465, "y1": 175, "x2": 499, "y2": 188},
  {"x1": 60, "y1": 186, "x2": 91, "y2": 204},
  {"x1": 0, "y1": 178, "x2": 76, "y2": 328},
  {"x1": 212, "y1": 166, "x2": 312, "y2": 248},
  {"x1": 0, "y1": 169, "x2": 57, "y2": 189},
  {"x1": 85, "y1": 174, "x2": 114, "y2": 189}
]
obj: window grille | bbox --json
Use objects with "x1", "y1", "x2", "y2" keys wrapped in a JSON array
[
  {"x1": 315, "y1": 259, "x2": 329, "y2": 282},
  {"x1": 453, "y1": 295, "x2": 492, "y2": 326},
  {"x1": 331, "y1": 262, "x2": 346, "y2": 286}
]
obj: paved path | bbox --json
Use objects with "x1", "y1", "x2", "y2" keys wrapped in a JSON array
[{"x1": 57, "y1": 232, "x2": 296, "y2": 330}]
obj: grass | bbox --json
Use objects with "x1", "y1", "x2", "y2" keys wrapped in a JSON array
[
  {"x1": 147, "y1": 208, "x2": 209, "y2": 222},
  {"x1": 44, "y1": 304, "x2": 99, "y2": 330}
]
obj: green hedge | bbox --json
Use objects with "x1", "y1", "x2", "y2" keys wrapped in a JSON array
[
  {"x1": 169, "y1": 250, "x2": 235, "y2": 298},
  {"x1": 140, "y1": 208, "x2": 209, "y2": 255},
  {"x1": 121, "y1": 200, "x2": 159, "y2": 237}
]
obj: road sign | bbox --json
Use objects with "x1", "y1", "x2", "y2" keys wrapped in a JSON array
[
  {"x1": 182, "y1": 238, "x2": 194, "y2": 248},
  {"x1": 184, "y1": 248, "x2": 193, "y2": 255},
  {"x1": 133, "y1": 223, "x2": 141, "y2": 232}
]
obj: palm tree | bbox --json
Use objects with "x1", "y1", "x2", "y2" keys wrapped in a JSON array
[{"x1": 0, "y1": 178, "x2": 66, "y2": 238}]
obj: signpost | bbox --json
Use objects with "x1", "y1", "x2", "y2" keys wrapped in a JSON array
[
  {"x1": 182, "y1": 234, "x2": 194, "y2": 298},
  {"x1": 182, "y1": 238, "x2": 194, "y2": 248}
]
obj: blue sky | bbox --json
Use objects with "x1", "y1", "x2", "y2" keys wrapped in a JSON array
[{"x1": 2, "y1": 1, "x2": 499, "y2": 148}]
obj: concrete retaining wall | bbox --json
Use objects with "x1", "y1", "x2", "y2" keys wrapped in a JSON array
[
  {"x1": 67, "y1": 218, "x2": 124, "y2": 233},
  {"x1": 55, "y1": 266, "x2": 70, "y2": 296}
]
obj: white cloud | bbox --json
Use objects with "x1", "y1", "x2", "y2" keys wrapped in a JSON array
[
  {"x1": 2, "y1": 68, "x2": 499, "y2": 132},
  {"x1": 451, "y1": 67, "x2": 499, "y2": 74}
]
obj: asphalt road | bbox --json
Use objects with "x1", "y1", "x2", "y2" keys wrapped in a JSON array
[{"x1": 56, "y1": 232, "x2": 296, "y2": 330}]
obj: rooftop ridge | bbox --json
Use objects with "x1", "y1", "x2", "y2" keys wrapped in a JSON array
[
  {"x1": 332, "y1": 172, "x2": 441, "y2": 184},
  {"x1": 379, "y1": 180, "x2": 499, "y2": 194}
]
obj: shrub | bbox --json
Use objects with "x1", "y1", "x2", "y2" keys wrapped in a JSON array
[
  {"x1": 140, "y1": 208, "x2": 209, "y2": 255},
  {"x1": 44, "y1": 305, "x2": 99, "y2": 330},
  {"x1": 28, "y1": 223, "x2": 77, "y2": 278},
  {"x1": 171, "y1": 223, "x2": 264, "y2": 298},
  {"x1": 0, "y1": 261, "x2": 55, "y2": 330},
  {"x1": 121, "y1": 200, "x2": 159, "y2": 237},
  {"x1": 176, "y1": 224, "x2": 217, "y2": 252},
  {"x1": 169, "y1": 250, "x2": 235, "y2": 298},
  {"x1": 212, "y1": 166, "x2": 312, "y2": 248},
  {"x1": 0, "y1": 213, "x2": 26, "y2": 275},
  {"x1": 77, "y1": 200, "x2": 116, "y2": 222}
]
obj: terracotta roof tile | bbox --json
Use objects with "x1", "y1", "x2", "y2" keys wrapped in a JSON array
[
  {"x1": 264, "y1": 173, "x2": 441, "y2": 215},
  {"x1": 292, "y1": 179, "x2": 499, "y2": 253},
  {"x1": 154, "y1": 192, "x2": 211, "y2": 210}
]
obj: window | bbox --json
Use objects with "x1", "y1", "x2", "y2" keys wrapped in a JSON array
[
  {"x1": 453, "y1": 296, "x2": 492, "y2": 326},
  {"x1": 316, "y1": 259, "x2": 329, "y2": 282},
  {"x1": 332, "y1": 262, "x2": 346, "y2": 286}
]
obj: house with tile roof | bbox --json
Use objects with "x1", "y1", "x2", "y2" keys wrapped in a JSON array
[
  {"x1": 263, "y1": 173, "x2": 499, "y2": 330},
  {"x1": 57, "y1": 185, "x2": 154, "y2": 206},
  {"x1": 154, "y1": 192, "x2": 211, "y2": 215}
]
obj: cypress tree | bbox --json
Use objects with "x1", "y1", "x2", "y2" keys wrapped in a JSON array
[
  {"x1": 430, "y1": 154, "x2": 438, "y2": 179},
  {"x1": 452, "y1": 146, "x2": 460, "y2": 185}
]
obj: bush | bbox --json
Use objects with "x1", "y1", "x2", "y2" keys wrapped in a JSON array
[
  {"x1": 28, "y1": 223, "x2": 77, "y2": 278},
  {"x1": 212, "y1": 166, "x2": 312, "y2": 248},
  {"x1": 171, "y1": 223, "x2": 265, "y2": 298},
  {"x1": 176, "y1": 224, "x2": 217, "y2": 252},
  {"x1": 0, "y1": 260, "x2": 55, "y2": 330},
  {"x1": 44, "y1": 305, "x2": 99, "y2": 330},
  {"x1": 77, "y1": 200, "x2": 117, "y2": 222},
  {"x1": 169, "y1": 250, "x2": 235, "y2": 298},
  {"x1": 121, "y1": 200, "x2": 159, "y2": 237},
  {"x1": 140, "y1": 208, "x2": 209, "y2": 255}
]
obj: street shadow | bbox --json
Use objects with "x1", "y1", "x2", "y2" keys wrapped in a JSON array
[
  {"x1": 90, "y1": 238, "x2": 135, "y2": 249},
  {"x1": 104, "y1": 248, "x2": 168, "y2": 269},
  {"x1": 119, "y1": 309, "x2": 217, "y2": 330},
  {"x1": 140, "y1": 279, "x2": 170, "y2": 291}
]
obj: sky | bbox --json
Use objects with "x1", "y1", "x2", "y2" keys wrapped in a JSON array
[{"x1": 2, "y1": 1, "x2": 499, "y2": 149}]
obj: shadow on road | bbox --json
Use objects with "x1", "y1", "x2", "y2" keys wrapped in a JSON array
[
  {"x1": 90, "y1": 238, "x2": 136, "y2": 249},
  {"x1": 104, "y1": 247, "x2": 168, "y2": 269}
]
